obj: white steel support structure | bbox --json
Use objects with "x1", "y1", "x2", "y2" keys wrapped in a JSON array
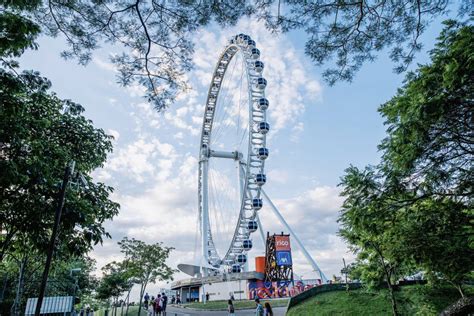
[
  {"x1": 199, "y1": 154, "x2": 210, "y2": 273},
  {"x1": 198, "y1": 34, "x2": 268, "y2": 274},
  {"x1": 196, "y1": 33, "x2": 327, "y2": 284}
]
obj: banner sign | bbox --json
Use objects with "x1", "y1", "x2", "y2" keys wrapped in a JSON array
[
  {"x1": 275, "y1": 235, "x2": 291, "y2": 251},
  {"x1": 248, "y1": 279, "x2": 322, "y2": 299},
  {"x1": 276, "y1": 251, "x2": 292, "y2": 266}
]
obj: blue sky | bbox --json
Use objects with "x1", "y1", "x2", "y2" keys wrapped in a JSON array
[{"x1": 20, "y1": 12, "x2": 451, "y2": 296}]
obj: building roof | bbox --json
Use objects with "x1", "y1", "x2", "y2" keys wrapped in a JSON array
[
  {"x1": 25, "y1": 296, "x2": 73, "y2": 315},
  {"x1": 171, "y1": 271, "x2": 264, "y2": 290}
]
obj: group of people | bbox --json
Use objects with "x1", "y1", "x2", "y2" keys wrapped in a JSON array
[
  {"x1": 143, "y1": 292, "x2": 168, "y2": 316},
  {"x1": 227, "y1": 298, "x2": 273, "y2": 316},
  {"x1": 77, "y1": 306, "x2": 94, "y2": 316}
]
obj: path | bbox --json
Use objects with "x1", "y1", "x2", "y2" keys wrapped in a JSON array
[{"x1": 165, "y1": 305, "x2": 287, "y2": 316}]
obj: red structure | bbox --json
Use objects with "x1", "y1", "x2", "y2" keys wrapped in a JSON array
[{"x1": 264, "y1": 232, "x2": 294, "y2": 282}]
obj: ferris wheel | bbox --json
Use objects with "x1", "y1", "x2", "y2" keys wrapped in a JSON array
[
  {"x1": 197, "y1": 33, "x2": 327, "y2": 281},
  {"x1": 198, "y1": 33, "x2": 268, "y2": 273}
]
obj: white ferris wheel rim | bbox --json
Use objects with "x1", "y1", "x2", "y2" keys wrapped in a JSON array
[{"x1": 198, "y1": 34, "x2": 270, "y2": 270}]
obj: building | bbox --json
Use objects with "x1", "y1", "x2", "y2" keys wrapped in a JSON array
[
  {"x1": 170, "y1": 272, "x2": 322, "y2": 302},
  {"x1": 171, "y1": 271, "x2": 264, "y2": 302}
]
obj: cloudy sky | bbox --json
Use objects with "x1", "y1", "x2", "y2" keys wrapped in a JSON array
[{"x1": 20, "y1": 14, "x2": 449, "y2": 298}]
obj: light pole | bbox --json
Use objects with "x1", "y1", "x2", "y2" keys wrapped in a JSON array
[
  {"x1": 35, "y1": 161, "x2": 75, "y2": 316},
  {"x1": 70, "y1": 268, "x2": 81, "y2": 314}
]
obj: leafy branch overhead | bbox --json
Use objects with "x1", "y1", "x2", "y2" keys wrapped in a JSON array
[{"x1": 2, "y1": 0, "x2": 472, "y2": 110}]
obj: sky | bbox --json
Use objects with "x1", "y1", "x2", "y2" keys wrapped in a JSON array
[{"x1": 19, "y1": 11, "x2": 452, "y2": 299}]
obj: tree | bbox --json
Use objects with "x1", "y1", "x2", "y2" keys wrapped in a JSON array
[
  {"x1": 377, "y1": 21, "x2": 474, "y2": 296},
  {"x1": 1, "y1": 249, "x2": 98, "y2": 315},
  {"x1": 339, "y1": 22, "x2": 473, "y2": 312},
  {"x1": 96, "y1": 262, "x2": 131, "y2": 316},
  {"x1": 117, "y1": 237, "x2": 174, "y2": 316},
  {"x1": 1, "y1": 1, "x2": 471, "y2": 110},
  {"x1": 0, "y1": 67, "x2": 120, "y2": 262},
  {"x1": 339, "y1": 166, "x2": 409, "y2": 316},
  {"x1": 1, "y1": 3, "x2": 119, "y2": 312}
]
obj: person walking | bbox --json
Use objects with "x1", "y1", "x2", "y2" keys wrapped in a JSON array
[
  {"x1": 255, "y1": 298, "x2": 264, "y2": 316},
  {"x1": 147, "y1": 304, "x2": 153, "y2": 316},
  {"x1": 227, "y1": 299, "x2": 235, "y2": 316},
  {"x1": 144, "y1": 292, "x2": 150, "y2": 310},
  {"x1": 264, "y1": 302, "x2": 273, "y2": 316},
  {"x1": 205, "y1": 292, "x2": 210, "y2": 302},
  {"x1": 161, "y1": 292, "x2": 168, "y2": 316},
  {"x1": 150, "y1": 296, "x2": 155, "y2": 316},
  {"x1": 155, "y1": 294, "x2": 162, "y2": 316}
]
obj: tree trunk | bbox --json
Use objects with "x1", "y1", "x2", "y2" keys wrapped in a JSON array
[
  {"x1": 373, "y1": 245, "x2": 398, "y2": 316},
  {"x1": 113, "y1": 297, "x2": 118, "y2": 316},
  {"x1": 386, "y1": 280, "x2": 399, "y2": 316},
  {"x1": 137, "y1": 281, "x2": 148, "y2": 316},
  {"x1": 456, "y1": 283, "x2": 465, "y2": 298},
  {"x1": 11, "y1": 256, "x2": 27, "y2": 316},
  {"x1": 125, "y1": 288, "x2": 132, "y2": 316}
]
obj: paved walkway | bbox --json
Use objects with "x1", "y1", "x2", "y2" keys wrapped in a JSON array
[{"x1": 165, "y1": 305, "x2": 287, "y2": 316}]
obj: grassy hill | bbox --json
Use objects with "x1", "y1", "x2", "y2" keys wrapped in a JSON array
[{"x1": 287, "y1": 285, "x2": 472, "y2": 316}]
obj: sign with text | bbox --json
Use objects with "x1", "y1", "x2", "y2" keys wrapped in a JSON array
[
  {"x1": 275, "y1": 235, "x2": 291, "y2": 251},
  {"x1": 276, "y1": 251, "x2": 293, "y2": 266}
]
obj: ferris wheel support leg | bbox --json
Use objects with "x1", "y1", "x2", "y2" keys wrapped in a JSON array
[
  {"x1": 255, "y1": 213, "x2": 266, "y2": 249},
  {"x1": 200, "y1": 159, "x2": 210, "y2": 278},
  {"x1": 261, "y1": 189, "x2": 328, "y2": 283}
]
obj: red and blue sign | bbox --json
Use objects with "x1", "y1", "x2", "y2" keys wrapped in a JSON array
[
  {"x1": 275, "y1": 235, "x2": 292, "y2": 266},
  {"x1": 275, "y1": 236, "x2": 291, "y2": 251},
  {"x1": 276, "y1": 251, "x2": 292, "y2": 266}
]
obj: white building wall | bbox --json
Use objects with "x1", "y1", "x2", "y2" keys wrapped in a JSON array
[{"x1": 199, "y1": 280, "x2": 249, "y2": 302}]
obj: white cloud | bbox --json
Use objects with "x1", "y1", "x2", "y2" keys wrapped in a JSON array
[
  {"x1": 267, "y1": 169, "x2": 289, "y2": 184},
  {"x1": 93, "y1": 56, "x2": 116, "y2": 72},
  {"x1": 102, "y1": 137, "x2": 177, "y2": 183},
  {"x1": 290, "y1": 122, "x2": 304, "y2": 142}
]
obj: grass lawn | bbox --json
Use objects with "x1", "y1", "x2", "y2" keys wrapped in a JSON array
[
  {"x1": 184, "y1": 298, "x2": 289, "y2": 310},
  {"x1": 94, "y1": 305, "x2": 147, "y2": 316},
  {"x1": 287, "y1": 285, "x2": 473, "y2": 316}
]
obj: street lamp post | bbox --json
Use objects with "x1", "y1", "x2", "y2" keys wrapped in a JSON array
[
  {"x1": 35, "y1": 161, "x2": 75, "y2": 316},
  {"x1": 70, "y1": 268, "x2": 81, "y2": 314}
]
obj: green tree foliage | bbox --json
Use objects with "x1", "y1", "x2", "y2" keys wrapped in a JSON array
[
  {"x1": 0, "y1": 252, "x2": 98, "y2": 315},
  {"x1": 0, "y1": 68, "x2": 120, "y2": 261},
  {"x1": 379, "y1": 20, "x2": 473, "y2": 199},
  {"x1": 339, "y1": 166, "x2": 408, "y2": 315},
  {"x1": 117, "y1": 237, "x2": 174, "y2": 316},
  {"x1": 1, "y1": 1, "x2": 471, "y2": 110},
  {"x1": 96, "y1": 261, "x2": 132, "y2": 313},
  {"x1": 378, "y1": 21, "x2": 474, "y2": 296},
  {"x1": 396, "y1": 199, "x2": 472, "y2": 297},
  {"x1": 339, "y1": 22, "x2": 473, "y2": 314},
  {"x1": 0, "y1": 2, "x2": 119, "y2": 312}
]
